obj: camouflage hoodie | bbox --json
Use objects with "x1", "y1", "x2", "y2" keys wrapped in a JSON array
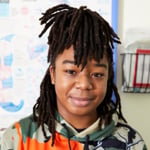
[{"x1": 0, "y1": 112, "x2": 147, "y2": 150}]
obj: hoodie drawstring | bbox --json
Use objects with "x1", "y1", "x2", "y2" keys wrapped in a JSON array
[
  {"x1": 84, "y1": 135, "x2": 89, "y2": 150},
  {"x1": 62, "y1": 123, "x2": 90, "y2": 150},
  {"x1": 62, "y1": 124, "x2": 72, "y2": 150}
]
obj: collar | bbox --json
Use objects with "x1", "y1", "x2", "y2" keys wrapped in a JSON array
[{"x1": 54, "y1": 111, "x2": 119, "y2": 142}]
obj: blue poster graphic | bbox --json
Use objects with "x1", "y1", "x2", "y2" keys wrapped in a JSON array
[{"x1": 0, "y1": 1, "x2": 10, "y2": 17}]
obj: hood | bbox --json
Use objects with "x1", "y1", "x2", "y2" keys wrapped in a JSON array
[{"x1": 54, "y1": 112, "x2": 119, "y2": 143}]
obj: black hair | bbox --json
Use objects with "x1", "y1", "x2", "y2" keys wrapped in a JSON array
[{"x1": 33, "y1": 4, "x2": 126, "y2": 146}]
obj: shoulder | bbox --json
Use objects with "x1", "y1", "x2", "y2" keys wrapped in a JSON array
[
  {"x1": 1, "y1": 114, "x2": 46, "y2": 149},
  {"x1": 3, "y1": 114, "x2": 35, "y2": 135},
  {"x1": 114, "y1": 121, "x2": 147, "y2": 149},
  {"x1": 15, "y1": 114, "x2": 38, "y2": 136}
]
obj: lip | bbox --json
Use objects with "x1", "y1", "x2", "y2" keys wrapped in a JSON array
[{"x1": 69, "y1": 96, "x2": 94, "y2": 107}]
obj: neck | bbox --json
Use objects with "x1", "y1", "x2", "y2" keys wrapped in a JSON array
[{"x1": 58, "y1": 111, "x2": 98, "y2": 129}]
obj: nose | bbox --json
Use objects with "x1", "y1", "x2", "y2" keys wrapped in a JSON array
[{"x1": 75, "y1": 72, "x2": 93, "y2": 90}]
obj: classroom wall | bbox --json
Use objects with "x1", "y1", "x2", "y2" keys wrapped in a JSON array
[
  {"x1": 117, "y1": 0, "x2": 150, "y2": 148},
  {"x1": 0, "y1": 0, "x2": 149, "y2": 148}
]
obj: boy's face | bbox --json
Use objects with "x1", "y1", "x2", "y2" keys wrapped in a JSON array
[{"x1": 50, "y1": 45, "x2": 109, "y2": 127}]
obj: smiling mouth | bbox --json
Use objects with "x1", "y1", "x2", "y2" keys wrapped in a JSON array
[{"x1": 69, "y1": 96, "x2": 93, "y2": 107}]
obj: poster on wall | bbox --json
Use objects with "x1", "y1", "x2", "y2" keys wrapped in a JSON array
[{"x1": 0, "y1": 0, "x2": 118, "y2": 141}]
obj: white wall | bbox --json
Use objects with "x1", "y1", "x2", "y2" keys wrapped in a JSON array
[{"x1": 118, "y1": 0, "x2": 150, "y2": 148}]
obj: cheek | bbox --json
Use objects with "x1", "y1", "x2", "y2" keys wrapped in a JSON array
[
  {"x1": 54, "y1": 76, "x2": 73, "y2": 96},
  {"x1": 99, "y1": 87, "x2": 107, "y2": 98},
  {"x1": 96, "y1": 81, "x2": 108, "y2": 100},
  {"x1": 55, "y1": 75, "x2": 71, "y2": 88}
]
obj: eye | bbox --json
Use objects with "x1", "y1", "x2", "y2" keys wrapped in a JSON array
[
  {"x1": 65, "y1": 70, "x2": 76, "y2": 75},
  {"x1": 92, "y1": 73, "x2": 104, "y2": 78}
]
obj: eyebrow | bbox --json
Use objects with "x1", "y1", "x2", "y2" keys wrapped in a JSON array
[
  {"x1": 62, "y1": 60, "x2": 107, "y2": 69},
  {"x1": 62, "y1": 60, "x2": 75, "y2": 64},
  {"x1": 94, "y1": 63, "x2": 107, "y2": 68}
]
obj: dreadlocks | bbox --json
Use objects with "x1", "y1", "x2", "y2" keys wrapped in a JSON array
[{"x1": 33, "y1": 4, "x2": 126, "y2": 146}]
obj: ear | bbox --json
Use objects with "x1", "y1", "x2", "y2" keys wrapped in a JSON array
[{"x1": 50, "y1": 66, "x2": 55, "y2": 85}]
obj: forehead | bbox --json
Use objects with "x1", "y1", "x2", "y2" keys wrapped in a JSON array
[
  {"x1": 55, "y1": 45, "x2": 108, "y2": 65},
  {"x1": 55, "y1": 46, "x2": 109, "y2": 69}
]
